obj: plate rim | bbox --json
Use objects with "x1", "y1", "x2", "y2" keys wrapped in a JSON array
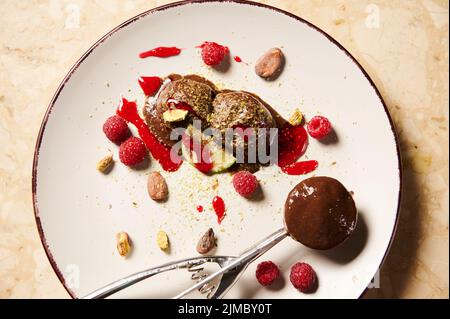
[{"x1": 31, "y1": 0, "x2": 403, "y2": 299}]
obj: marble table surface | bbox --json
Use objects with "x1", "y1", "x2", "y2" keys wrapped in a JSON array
[{"x1": 0, "y1": 0, "x2": 448, "y2": 299}]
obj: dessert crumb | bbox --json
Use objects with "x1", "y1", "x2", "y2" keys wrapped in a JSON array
[{"x1": 212, "y1": 178, "x2": 219, "y2": 191}]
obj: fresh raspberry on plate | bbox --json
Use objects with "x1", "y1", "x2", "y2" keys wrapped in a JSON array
[
  {"x1": 103, "y1": 115, "x2": 131, "y2": 144},
  {"x1": 199, "y1": 42, "x2": 229, "y2": 66},
  {"x1": 290, "y1": 262, "x2": 316, "y2": 292},
  {"x1": 307, "y1": 115, "x2": 332, "y2": 139},
  {"x1": 232, "y1": 171, "x2": 259, "y2": 198},
  {"x1": 119, "y1": 137, "x2": 147, "y2": 166},
  {"x1": 256, "y1": 261, "x2": 280, "y2": 286}
]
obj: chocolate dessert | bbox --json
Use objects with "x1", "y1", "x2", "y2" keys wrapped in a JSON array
[
  {"x1": 284, "y1": 176, "x2": 357, "y2": 250},
  {"x1": 143, "y1": 75, "x2": 279, "y2": 171},
  {"x1": 210, "y1": 91, "x2": 277, "y2": 167},
  {"x1": 210, "y1": 91, "x2": 276, "y2": 131},
  {"x1": 143, "y1": 75, "x2": 217, "y2": 146}
]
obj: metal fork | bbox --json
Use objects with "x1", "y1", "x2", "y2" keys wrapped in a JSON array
[
  {"x1": 82, "y1": 228, "x2": 287, "y2": 299},
  {"x1": 176, "y1": 228, "x2": 287, "y2": 299}
]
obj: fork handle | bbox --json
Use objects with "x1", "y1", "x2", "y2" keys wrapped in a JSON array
[{"x1": 82, "y1": 257, "x2": 210, "y2": 299}]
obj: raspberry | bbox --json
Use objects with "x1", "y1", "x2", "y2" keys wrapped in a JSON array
[
  {"x1": 103, "y1": 115, "x2": 130, "y2": 144},
  {"x1": 199, "y1": 42, "x2": 229, "y2": 66},
  {"x1": 232, "y1": 171, "x2": 259, "y2": 198},
  {"x1": 307, "y1": 115, "x2": 332, "y2": 139},
  {"x1": 290, "y1": 262, "x2": 316, "y2": 293},
  {"x1": 256, "y1": 261, "x2": 280, "y2": 286},
  {"x1": 119, "y1": 137, "x2": 147, "y2": 166}
]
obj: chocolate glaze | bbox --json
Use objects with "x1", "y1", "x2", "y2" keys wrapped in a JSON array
[{"x1": 284, "y1": 176, "x2": 357, "y2": 250}]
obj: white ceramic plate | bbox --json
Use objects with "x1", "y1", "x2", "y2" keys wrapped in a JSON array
[{"x1": 33, "y1": 0, "x2": 401, "y2": 299}]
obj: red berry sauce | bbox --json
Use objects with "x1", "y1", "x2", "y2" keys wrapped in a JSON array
[
  {"x1": 116, "y1": 98, "x2": 182, "y2": 172},
  {"x1": 167, "y1": 99, "x2": 193, "y2": 112},
  {"x1": 277, "y1": 124, "x2": 309, "y2": 168},
  {"x1": 196, "y1": 205, "x2": 204, "y2": 213},
  {"x1": 138, "y1": 76, "x2": 162, "y2": 96},
  {"x1": 277, "y1": 123, "x2": 320, "y2": 175},
  {"x1": 234, "y1": 56, "x2": 242, "y2": 63},
  {"x1": 212, "y1": 196, "x2": 225, "y2": 224},
  {"x1": 280, "y1": 160, "x2": 318, "y2": 175},
  {"x1": 139, "y1": 46, "x2": 182, "y2": 59}
]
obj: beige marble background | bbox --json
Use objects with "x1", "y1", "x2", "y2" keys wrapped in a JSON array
[{"x1": 0, "y1": 0, "x2": 448, "y2": 299}]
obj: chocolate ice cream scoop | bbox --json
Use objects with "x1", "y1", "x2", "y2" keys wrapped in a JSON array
[{"x1": 284, "y1": 176, "x2": 357, "y2": 250}]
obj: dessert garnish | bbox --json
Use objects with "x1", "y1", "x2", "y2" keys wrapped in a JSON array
[
  {"x1": 255, "y1": 261, "x2": 280, "y2": 286},
  {"x1": 96, "y1": 154, "x2": 114, "y2": 173},
  {"x1": 284, "y1": 176, "x2": 357, "y2": 250},
  {"x1": 307, "y1": 115, "x2": 332, "y2": 139},
  {"x1": 119, "y1": 137, "x2": 147, "y2": 167},
  {"x1": 277, "y1": 124, "x2": 308, "y2": 168},
  {"x1": 212, "y1": 195, "x2": 226, "y2": 224},
  {"x1": 290, "y1": 262, "x2": 316, "y2": 293},
  {"x1": 255, "y1": 47, "x2": 285, "y2": 79},
  {"x1": 156, "y1": 230, "x2": 170, "y2": 251},
  {"x1": 196, "y1": 205, "x2": 204, "y2": 213},
  {"x1": 138, "y1": 76, "x2": 162, "y2": 96},
  {"x1": 232, "y1": 170, "x2": 259, "y2": 198},
  {"x1": 198, "y1": 41, "x2": 229, "y2": 66},
  {"x1": 288, "y1": 108, "x2": 304, "y2": 126},
  {"x1": 116, "y1": 232, "x2": 131, "y2": 257},
  {"x1": 139, "y1": 46, "x2": 182, "y2": 59},
  {"x1": 196, "y1": 228, "x2": 216, "y2": 255},
  {"x1": 103, "y1": 115, "x2": 131, "y2": 144},
  {"x1": 280, "y1": 160, "x2": 318, "y2": 175},
  {"x1": 147, "y1": 171, "x2": 169, "y2": 201}
]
